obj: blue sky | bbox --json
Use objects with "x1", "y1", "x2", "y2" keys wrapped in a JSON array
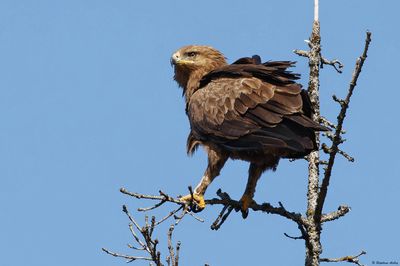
[{"x1": 0, "y1": 1, "x2": 399, "y2": 265}]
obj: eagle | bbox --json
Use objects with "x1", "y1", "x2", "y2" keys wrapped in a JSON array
[{"x1": 171, "y1": 45, "x2": 326, "y2": 218}]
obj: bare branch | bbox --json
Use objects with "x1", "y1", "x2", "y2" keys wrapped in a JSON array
[
  {"x1": 320, "y1": 57, "x2": 344, "y2": 73},
  {"x1": 128, "y1": 224, "x2": 147, "y2": 251},
  {"x1": 211, "y1": 205, "x2": 234, "y2": 230},
  {"x1": 320, "y1": 251, "x2": 366, "y2": 265},
  {"x1": 321, "y1": 205, "x2": 351, "y2": 223},
  {"x1": 284, "y1": 224, "x2": 308, "y2": 241},
  {"x1": 120, "y1": 188, "x2": 181, "y2": 204},
  {"x1": 321, "y1": 143, "x2": 354, "y2": 162},
  {"x1": 186, "y1": 211, "x2": 205, "y2": 223},
  {"x1": 138, "y1": 200, "x2": 167, "y2": 212},
  {"x1": 149, "y1": 216, "x2": 156, "y2": 237},
  {"x1": 167, "y1": 225, "x2": 176, "y2": 266},
  {"x1": 305, "y1": 19, "x2": 322, "y2": 218},
  {"x1": 337, "y1": 149, "x2": 355, "y2": 162},
  {"x1": 155, "y1": 206, "x2": 183, "y2": 226},
  {"x1": 173, "y1": 209, "x2": 188, "y2": 225},
  {"x1": 123, "y1": 205, "x2": 143, "y2": 233},
  {"x1": 332, "y1": 95, "x2": 346, "y2": 106},
  {"x1": 284, "y1": 232, "x2": 304, "y2": 240},
  {"x1": 319, "y1": 116, "x2": 336, "y2": 130},
  {"x1": 320, "y1": 116, "x2": 347, "y2": 136},
  {"x1": 316, "y1": 31, "x2": 372, "y2": 219},
  {"x1": 102, "y1": 247, "x2": 152, "y2": 263},
  {"x1": 294, "y1": 49, "x2": 310, "y2": 58},
  {"x1": 175, "y1": 241, "x2": 181, "y2": 266},
  {"x1": 127, "y1": 243, "x2": 146, "y2": 251},
  {"x1": 121, "y1": 187, "x2": 307, "y2": 228},
  {"x1": 104, "y1": 204, "x2": 188, "y2": 266},
  {"x1": 303, "y1": 19, "x2": 323, "y2": 266},
  {"x1": 293, "y1": 51, "x2": 343, "y2": 73}
]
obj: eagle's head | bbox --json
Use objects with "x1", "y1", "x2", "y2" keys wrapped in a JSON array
[{"x1": 171, "y1": 45, "x2": 227, "y2": 89}]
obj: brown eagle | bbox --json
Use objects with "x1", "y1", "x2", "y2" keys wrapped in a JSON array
[{"x1": 171, "y1": 45, "x2": 326, "y2": 218}]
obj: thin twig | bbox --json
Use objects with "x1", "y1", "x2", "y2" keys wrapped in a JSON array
[
  {"x1": 149, "y1": 216, "x2": 156, "y2": 237},
  {"x1": 175, "y1": 241, "x2": 181, "y2": 266},
  {"x1": 337, "y1": 149, "x2": 355, "y2": 162},
  {"x1": 102, "y1": 247, "x2": 153, "y2": 262},
  {"x1": 321, "y1": 144, "x2": 354, "y2": 162},
  {"x1": 121, "y1": 188, "x2": 165, "y2": 200},
  {"x1": 167, "y1": 225, "x2": 175, "y2": 266},
  {"x1": 211, "y1": 205, "x2": 234, "y2": 231},
  {"x1": 293, "y1": 50, "x2": 343, "y2": 73},
  {"x1": 120, "y1": 188, "x2": 181, "y2": 204},
  {"x1": 123, "y1": 205, "x2": 143, "y2": 233},
  {"x1": 128, "y1": 223, "x2": 147, "y2": 251},
  {"x1": 284, "y1": 233, "x2": 304, "y2": 240},
  {"x1": 186, "y1": 211, "x2": 205, "y2": 223},
  {"x1": 173, "y1": 209, "x2": 188, "y2": 225},
  {"x1": 154, "y1": 206, "x2": 183, "y2": 226},
  {"x1": 138, "y1": 200, "x2": 167, "y2": 212},
  {"x1": 284, "y1": 221, "x2": 308, "y2": 241},
  {"x1": 320, "y1": 58, "x2": 344, "y2": 73},
  {"x1": 127, "y1": 243, "x2": 146, "y2": 251},
  {"x1": 319, "y1": 116, "x2": 336, "y2": 130}
]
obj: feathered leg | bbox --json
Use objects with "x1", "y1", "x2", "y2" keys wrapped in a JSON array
[
  {"x1": 240, "y1": 156, "x2": 279, "y2": 219},
  {"x1": 180, "y1": 147, "x2": 228, "y2": 211},
  {"x1": 239, "y1": 163, "x2": 265, "y2": 218}
]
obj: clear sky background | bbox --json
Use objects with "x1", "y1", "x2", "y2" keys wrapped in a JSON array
[{"x1": 0, "y1": 1, "x2": 399, "y2": 265}]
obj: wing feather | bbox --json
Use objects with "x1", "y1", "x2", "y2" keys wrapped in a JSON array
[
  {"x1": 189, "y1": 62, "x2": 326, "y2": 155},
  {"x1": 234, "y1": 98, "x2": 248, "y2": 114},
  {"x1": 249, "y1": 106, "x2": 283, "y2": 124},
  {"x1": 189, "y1": 76, "x2": 305, "y2": 139}
]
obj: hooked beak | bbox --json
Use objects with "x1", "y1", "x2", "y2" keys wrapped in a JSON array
[
  {"x1": 170, "y1": 52, "x2": 180, "y2": 66},
  {"x1": 170, "y1": 52, "x2": 190, "y2": 67}
]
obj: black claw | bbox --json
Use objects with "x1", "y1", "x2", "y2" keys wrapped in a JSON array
[
  {"x1": 238, "y1": 198, "x2": 250, "y2": 219},
  {"x1": 188, "y1": 201, "x2": 204, "y2": 213},
  {"x1": 241, "y1": 209, "x2": 249, "y2": 219},
  {"x1": 191, "y1": 206, "x2": 202, "y2": 213}
]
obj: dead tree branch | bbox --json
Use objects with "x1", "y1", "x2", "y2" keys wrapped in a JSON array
[
  {"x1": 102, "y1": 248, "x2": 153, "y2": 263},
  {"x1": 102, "y1": 204, "x2": 183, "y2": 266},
  {"x1": 320, "y1": 251, "x2": 366, "y2": 265},
  {"x1": 297, "y1": 2, "x2": 371, "y2": 265},
  {"x1": 303, "y1": 18, "x2": 323, "y2": 266},
  {"x1": 293, "y1": 49, "x2": 343, "y2": 73},
  {"x1": 167, "y1": 225, "x2": 181, "y2": 266},
  {"x1": 315, "y1": 31, "x2": 372, "y2": 219},
  {"x1": 120, "y1": 187, "x2": 307, "y2": 228},
  {"x1": 321, "y1": 205, "x2": 351, "y2": 223}
]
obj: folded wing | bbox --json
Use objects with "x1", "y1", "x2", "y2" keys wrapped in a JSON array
[{"x1": 188, "y1": 61, "x2": 326, "y2": 157}]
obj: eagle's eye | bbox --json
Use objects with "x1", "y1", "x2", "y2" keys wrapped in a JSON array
[{"x1": 186, "y1": 51, "x2": 197, "y2": 58}]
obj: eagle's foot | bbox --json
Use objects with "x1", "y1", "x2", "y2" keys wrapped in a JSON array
[
  {"x1": 179, "y1": 193, "x2": 206, "y2": 213},
  {"x1": 239, "y1": 194, "x2": 254, "y2": 219}
]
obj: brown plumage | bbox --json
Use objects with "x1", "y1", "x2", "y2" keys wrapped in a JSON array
[{"x1": 171, "y1": 45, "x2": 327, "y2": 218}]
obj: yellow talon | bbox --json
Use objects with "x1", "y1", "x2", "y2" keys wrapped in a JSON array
[
  {"x1": 180, "y1": 193, "x2": 206, "y2": 211},
  {"x1": 239, "y1": 194, "x2": 254, "y2": 219}
]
